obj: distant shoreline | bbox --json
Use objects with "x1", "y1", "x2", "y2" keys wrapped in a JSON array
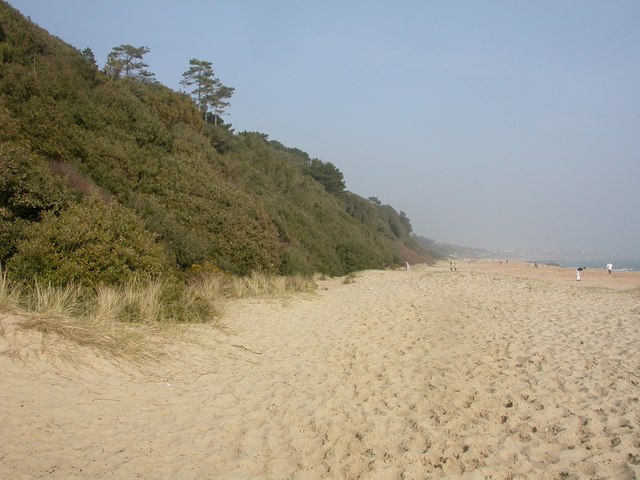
[
  {"x1": 531, "y1": 259, "x2": 640, "y2": 271},
  {"x1": 457, "y1": 257, "x2": 640, "y2": 272}
]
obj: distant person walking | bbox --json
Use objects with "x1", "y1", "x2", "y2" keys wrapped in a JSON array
[
  {"x1": 576, "y1": 267, "x2": 585, "y2": 281},
  {"x1": 607, "y1": 262, "x2": 613, "y2": 275}
]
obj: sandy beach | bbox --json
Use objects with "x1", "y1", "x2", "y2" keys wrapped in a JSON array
[{"x1": 1, "y1": 261, "x2": 639, "y2": 479}]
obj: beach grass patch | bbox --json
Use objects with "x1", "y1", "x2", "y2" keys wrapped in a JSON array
[
  {"x1": 225, "y1": 270, "x2": 316, "y2": 298},
  {"x1": 0, "y1": 268, "x2": 22, "y2": 312},
  {"x1": 0, "y1": 269, "x2": 315, "y2": 362}
]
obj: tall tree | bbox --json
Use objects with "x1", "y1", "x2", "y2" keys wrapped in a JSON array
[
  {"x1": 104, "y1": 44, "x2": 154, "y2": 81},
  {"x1": 81, "y1": 47, "x2": 97, "y2": 68},
  {"x1": 208, "y1": 84, "x2": 234, "y2": 125},
  {"x1": 180, "y1": 59, "x2": 216, "y2": 121},
  {"x1": 79, "y1": 47, "x2": 98, "y2": 81},
  {"x1": 181, "y1": 58, "x2": 234, "y2": 124}
]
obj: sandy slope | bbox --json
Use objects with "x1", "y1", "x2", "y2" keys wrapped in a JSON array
[{"x1": 1, "y1": 262, "x2": 639, "y2": 479}]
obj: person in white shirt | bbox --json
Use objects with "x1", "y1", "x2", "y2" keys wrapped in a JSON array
[{"x1": 607, "y1": 262, "x2": 613, "y2": 275}]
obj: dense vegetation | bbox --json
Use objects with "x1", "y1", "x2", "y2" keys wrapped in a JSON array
[{"x1": 0, "y1": 1, "x2": 433, "y2": 288}]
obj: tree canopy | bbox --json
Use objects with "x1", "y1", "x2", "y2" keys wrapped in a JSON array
[
  {"x1": 304, "y1": 159, "x2": 346, "y2": 195},
  {"x1": 104, "y1": 44, "x2": 155, "y2": 81}
]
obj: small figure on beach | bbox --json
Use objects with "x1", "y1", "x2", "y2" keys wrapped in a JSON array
[
  {"x1": 576, "y1": 266, "x2": 585, "y2": 281},
  {"x1": 405, "y1": 261, "x2": 410, "y2": 271},
  {"x1": 607, "y1": 262, "x2": 613, "y2": 275},
  {"x1": 450, "y1": 260, "x2": 453, "y2": 271}
]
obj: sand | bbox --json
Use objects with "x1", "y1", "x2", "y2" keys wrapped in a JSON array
[{"x1": 1, "y1": 261, "x2": 639, "y2": 479}]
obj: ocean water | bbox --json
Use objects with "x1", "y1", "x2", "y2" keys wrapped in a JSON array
[{"x1": 551, "y1": 259, "x2": 640, "y2": 272}]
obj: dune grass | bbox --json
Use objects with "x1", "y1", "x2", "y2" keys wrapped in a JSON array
[
  {"x1": 225, "y1": 270, "x2": 317, "y2": 298},
  {"x1": 0, "y1": 269, "x2": 21, "y2": 312},
  {"x1": 0, "y1": 269, "x2": 316, "y2": 363}
]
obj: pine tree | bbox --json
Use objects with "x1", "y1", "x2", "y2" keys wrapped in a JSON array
[
  {"x1": 181, "y1": 58, "x2": 234, "y2": 124},
  {"x1": 208, "y1": 84, "x2": 235, "y2": 125},
  {"x1": 104, "y1": 44, "x2": 155, "y2": 81},
  {"x1": 180, "y1": 59, "x2": 217, "y2": 121}
]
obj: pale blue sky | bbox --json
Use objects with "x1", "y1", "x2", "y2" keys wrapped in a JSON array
[{"x1": 9, "y1": 0, "x2": 640, "y2": 259}]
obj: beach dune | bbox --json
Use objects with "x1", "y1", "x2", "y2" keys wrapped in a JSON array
[{"x1": 1, "y1": 262, "x2": 639, "y2": 479}]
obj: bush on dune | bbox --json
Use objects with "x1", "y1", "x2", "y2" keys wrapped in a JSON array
[{"x1": 6, "y1": 196, "x2": 172, "y2": 288}]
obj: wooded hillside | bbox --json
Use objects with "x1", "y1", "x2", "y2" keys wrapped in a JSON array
[{"x1": 0, "y1": 1, "x2": 433, "y2": 286}]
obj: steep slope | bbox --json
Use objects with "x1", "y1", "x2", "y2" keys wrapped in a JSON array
[{"x1": 0, "y1": 1, "x2": 432, "y2": 285}]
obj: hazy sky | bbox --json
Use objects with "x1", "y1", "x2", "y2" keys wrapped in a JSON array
[{"x1": 9, "y1": 0, "x2": 640, "y2": 259}]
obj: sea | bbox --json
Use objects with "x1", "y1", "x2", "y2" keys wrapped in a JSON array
[{"x1": 540, "y1": 259, "x2": 640, "y2": 272}]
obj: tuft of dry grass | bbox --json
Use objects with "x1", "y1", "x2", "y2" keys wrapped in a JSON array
[
  {"x1": 225, "y1": 271, "x2": 316, "y2": 299},
  {"x1": 18, "y1": 313, "x2": 173, "y2": 364},
  {"x1": 26, "y1": 281, "x2": 86, "y2": 318},
  {"x1": 191, "y1": 273, "x2": 227, "y2": 302},
  {"x1": 343, "y1": 272, "x2": 358, "y2": 284},
  {"x1": 285, "y1": 274, "x2": 318, "y2": 293},
  {"x1": 117, "y1": 279, "x2": 165, "y2": 323},
  {"x1": 0, "y1": 268, "x2": 22, "y2": 312}
]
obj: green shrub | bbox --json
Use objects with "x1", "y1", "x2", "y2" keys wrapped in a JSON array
[
  {"x1": 0, "y1": 209, "x2": 27, "y2": 265},
  {"x1": 0, "y1": 142, "x2": 73, "y2": 221},
  {"x1": 303, "y1": 158, "x2": 345, "y2": 195},
  {"x1": 0, "y1": 101, "x2": 20, "y2": 141},
  {"x1": 278, "y1": 247, "x2": 315, "y2": 275},
  {"x1": 7, "y1": 196, "x2": 173, "y2": 287},
  {"x1": 337, "y1": 239, "x2": 384, "y2": 272}
]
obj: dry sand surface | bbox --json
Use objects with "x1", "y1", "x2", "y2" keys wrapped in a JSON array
[{"x1": 1, "y1": 261, "x2": 640, "y2": 479}]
